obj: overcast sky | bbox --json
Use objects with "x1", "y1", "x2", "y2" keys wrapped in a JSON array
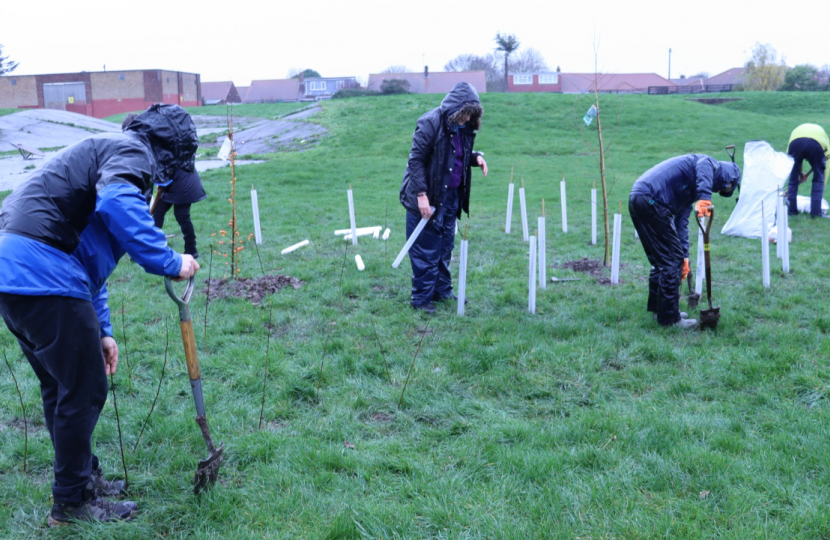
[{"x1": 3, "y1": 0, "x2": 821, "y2": 85}]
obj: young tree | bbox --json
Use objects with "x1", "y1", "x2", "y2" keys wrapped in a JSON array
[
  {"x1": 444, "y1": 53, "x2": 504, "y2": 92},
  {"x1": 510, "y1": 48, "x2": 548, "y2": 73},
  {"x1": 288, "y1": 68, "x2": 321, "y2": 79},
  {"x1": 744, "y1": 43, "x2": 786, "y2": 91},
  {"x1": 494, "y1": 33, "x2": 520, "y2": 91},
  {"x1": 780, "y1": 64, "x2": 820, "y2": 91},
  {"x1": 0, "y1": 44, "x2": 18, "y2": 75}
]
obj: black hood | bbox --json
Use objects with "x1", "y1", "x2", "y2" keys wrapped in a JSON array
[
  {"x1": 125, "y1": 104, "x2": 198, "y2": 184},
  {"x1": 715, "y1": 161, "x2": 741, "y2": 197},
  {"x1": 440, "y1": 82, "x2": 483, "y2": 131}
]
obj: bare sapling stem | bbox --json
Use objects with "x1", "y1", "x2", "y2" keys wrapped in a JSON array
[
  {"x1": 110, "y1": 372, "x2": 128, "y2": 489},
  {"x1": 3, "y1": 348, "x2": 27, "y2": 473},
  {"x1": 204, "y1": 246, "x2": 213, "y2": 350},
  {"x1": 339, "y1": 243, "x2": 349, "y2": 310},
  {"x1": 120, "y1": 299, "x2": 133, "y2": 397},
  {"x1": 134, "y1": 316, "x2": 169, "y2": 451},
  {"x1": 398, "y1": 316, "x2": 432, "y2": 408},
  {"x1": 370, "y1": 317, "x2": 393, "y2": 384},
  {"x1": 258, "y1": 299, "x2": 274, "y2": 430},
  {"x1": 594, "y1": 61, "x2": 611, "y2": 266},
  {"x1": 227, "y1": 109, "x2": 240, "y2": 278},
  {"x1": 316, "y1": 331, "x2": 332, "y2": 402}
]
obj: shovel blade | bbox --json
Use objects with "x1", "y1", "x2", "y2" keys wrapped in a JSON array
[
  {"x1": 687, "y1": 293, "x2": 700, "y2": 309},
  {"x1": 194, "y1": 442, "x2": 224, "y2": 495},
  {"x1": 699, "y1": 306, "x2": 720, "y2": 330}
]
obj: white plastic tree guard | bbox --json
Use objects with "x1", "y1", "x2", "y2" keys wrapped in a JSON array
[
  {"x1": 538, "y1": 216, "x2": 547, "y2": 289},
  {"x1": 505, "y1": 183, "x2": 515, "y2": 234},
  {"x1": 382, "y1": 228, "x2": 391, "y2": 240},
  {"x1": 281, "y1": 239, "x2": 309, "y2": 254},
  {"x1": 392, "y1": 207, "x2": 434, "y2": 268},
  {"x1": 347, "y1": 189, "x2": 358, "y2": 246},
  {"x1": 782, "y1": 205, "x2": 790, "y2": 274},
  {"x1": 591, "y1": 188, "x2": 597, "y2": 246},
  {"x1": 610, "y1": 213, "x2": 622, "y2": 284},
  {"x1": 355, "y1": 254, "x2": 365, "y2": 271},
  {"x1": 519, "y1": 187, "x2": 529, "y2": 242},
  {"x1": 457, "y1": 239, "x2": 468, "y2": 316},
  {"x1": 251, "y1": 187, "x2": 263, "y2": 245},
  {"x1": 761, "y1": 201, "x2": 770, "y2": 288},
  {"x1": 560, "y1": 180, "x2": 568, "y2": 233},
  {"x1": 528, "y1": 235, "x2": 537, "y2": 313}
]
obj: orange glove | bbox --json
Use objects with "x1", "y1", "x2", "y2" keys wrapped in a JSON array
[
  {"x1": 695, "y1": 200, "x2": 713, "y2": 217},
  {"x1": 681, "y1": 258, "x2": 690, "y2": 281}
]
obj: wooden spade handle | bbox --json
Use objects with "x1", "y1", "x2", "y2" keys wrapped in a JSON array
[{"x1": 180, "y1": 319, "x2": 201, "y2": 381}]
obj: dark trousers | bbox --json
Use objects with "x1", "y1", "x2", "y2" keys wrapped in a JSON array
[
  {"x1": 787, "y1": 138, "x2": 826, "y2": 217},
  {"x1": 153, "y1": 200, "x2": 198, "y2": 256},
  {"x1": 629, "y1": 195, "x2": 684, "y2": 325},
  {"x1": 0, "y1": 293, "x2": 107, "y2": 504},
  {"x1": 406, "y1": 188, "x2": 459, "y2": 306}
]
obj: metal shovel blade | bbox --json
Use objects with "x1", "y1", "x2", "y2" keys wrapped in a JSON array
[
  {"x1": 686, "y1": 273, "x2": 700, "y2": 308},
  {"x1": 193, "y1": 415, "x2": 224, "y2": 495},
  {"x1": 699, "y1": 306, "x2": 721, "y2": 330}
]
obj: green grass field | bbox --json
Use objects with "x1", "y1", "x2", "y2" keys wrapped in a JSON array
[{"x1": 2, "y1": 92, "x2": 830, "y2": 539}]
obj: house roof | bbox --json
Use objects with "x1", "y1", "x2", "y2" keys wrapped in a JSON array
[
  {"x1": 705, "y1": 67, "x2": 745, "y2": 86},
  {"x1": 670, "y1": 77, "x2": 707, "y2": 87},
  {"x1": 245, "y1": 79, "x2": 300, "y2": 102},
  {"x1": 201, "y1": 81, "x2": 243, "y2": 103},
  {"x1": 367, "y1": 71, "x2": 487, "y2": 94},
  {"x1": 559, "y1": 73, "x2": 676, "y2": 93}
]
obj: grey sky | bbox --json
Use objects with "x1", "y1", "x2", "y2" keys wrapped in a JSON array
[{"x1": 3, "y1": 0, "x2": 820, "y2": 85}]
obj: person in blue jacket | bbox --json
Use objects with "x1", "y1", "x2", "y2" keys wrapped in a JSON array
[
  {"x1": 0, "y1": 104, "x2": 200, "y2": 526},
  {"x1": 399, "y1": 82, "x2": 488, "y2": 313},
  {"x1": 629, "y1": 154, "x2": 740, "y2": 329}
]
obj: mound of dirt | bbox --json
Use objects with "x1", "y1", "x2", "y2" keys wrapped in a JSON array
[
  {"x1": 560, "y1": 258, "x2": 606, "y2": 276},
  {"x1": 204, "y1": 275, "x2": 304, "y2": 305}
]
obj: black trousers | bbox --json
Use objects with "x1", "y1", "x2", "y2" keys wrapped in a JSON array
[
  {"x1": 153, "y1": 199, "x2": 198, "y2": 256},
  {"x1": 406, "y1": 188, "x2": 459, "y2": 307},
  {"x1": 629, "y1": 195, "x2": 684, "y2": 325},
  {"x1": 787, "y1": 138, "x2": 826, "y2": 217},
  {"x1": 0, "y1": 293, "x2": 107, "y2": 504}
]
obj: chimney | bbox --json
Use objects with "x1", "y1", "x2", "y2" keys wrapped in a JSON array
[
  {"x1": 424, "y1": 65, "x2": 429, "y2": 78},
  {"x1": 556, "y1": 66, "x2": 561, "y2": 73}
]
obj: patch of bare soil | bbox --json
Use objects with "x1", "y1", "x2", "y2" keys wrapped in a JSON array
[
  {"x1": 560, "y1": 258, "x2": 607, "y2": 276},
  {"x1": 369, "y1": 412, "x2": 395, "y2": 423},
  {"x1": 204, "y1": 275, "x2": 304, "y2": 305}
]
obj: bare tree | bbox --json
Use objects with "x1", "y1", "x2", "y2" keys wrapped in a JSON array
[
  {"x1": 381, "y1": 65, "x2": 411, "y2": 74},
  {"x1": 510, "y1": 48, "x2": 548, "y2": 73},
  {"x1": 445, "y1": 53, "x2": 504, "y2": 91},
  {"x1": 0, "y1": 44, "x2": 18, "y2": 75},
  {"x1": 494, "y1": 33, "x2": 520, "y2": 91},
  {"x1": 744, "y1": 42, "x2": 786, "y2": 91}
]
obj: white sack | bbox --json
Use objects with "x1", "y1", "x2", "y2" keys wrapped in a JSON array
[
  {"x1": 795, "y1": 195, "x2": 829, "y2": 214},
  {"x1": 768, "y1": 225, "x2": 792, "y2": 244},
  {"x1": 721, "y1": 141, "x2": 793, "y2": 238}
]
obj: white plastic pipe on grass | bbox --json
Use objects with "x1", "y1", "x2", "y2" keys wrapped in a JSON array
[
  {"x1": 251, "y1": 187, "x2": 263, "y2": 245},
  {"x1": 382, "y1": 228, "x2": 390, "y2": 240},
  {"x1": 519, "y1": 187, "x2": 528, "y2": 242},
  {"x1": 343, "y1": 228, "x2": 382, "y2": 241},
  {"x1": 560, "y1": 180, "x2": 568, "y2": 233},
  {"x1": 392, "y1": 207, "x2": 434, "y2": 268},
  {"x1": 281, "y1": 239, "x2": 309, "y2": 255},
  {"x1": 782, "y1": 206, "x2": 790, "y2": 273},
  {"x1": 373, "y1": 229, "x2": 380, "y2": 239},
  {"x1": 528, "y1": 235, "x2": 537, "y2": 313},
  {"x1": 776, "y1": 193, "x2": 784, "y2": 260},
  {"x1": 505, "y1": 183, "x2": 515, "y2": 234},
  {"x1": 347, "y1": 188, "x2": 358, "y2": 246},
  {"x1": 591, "y1": 188, "x2": 597, "y2": 245},
  {"x1": 761, "y1": 201, "x2": 770, "y2": 288},
  {"x1": 335, "y1": 226, "x2": 381, "y2": 236},
  {"x1": 457, "y1": 239, "x2": 468, "y2": 316},
  {"x1": 695, "y1": 219, "x2": 704, "y2": 295},
  {"x1": 355, "y1": 255, "x2": 365, "y2": 271},
  {"x1": 610, "y1": 213, "x2": 622, "y2": 285},
  {"x1": 538, "y1": 216, "x2": 546, "y2": 289}
]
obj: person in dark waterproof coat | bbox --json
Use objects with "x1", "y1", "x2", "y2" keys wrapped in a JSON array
[
  {"x1": 152, "y1": 168, "x2": 207, "y2": 257},
  {"x1": 629, "y1": 154, "x2": 741, "y2": 329},
  {"x1": 787, "y1": 123, "x2": 829, "y2": 217},
  {"x1": 400, "y1": 82, "x2": 488, "y2": 313},
  {"x1": 0, "y1": 104, "x2": 200, "y2": 526}
]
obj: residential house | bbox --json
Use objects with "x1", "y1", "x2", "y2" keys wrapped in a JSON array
[
  {"x1": 559, "y1": 72, "x2": 676, "y2": 94},
  {"x1": 367, "y1": 69, "x2": 487, "y2": 95},
  {"x1": 507, "y1": 72, "x2": 562, "y2": 92},
  {"x1": 303, "y1": 77, "x2": 359, "y2": 99},
  {"x1": 201, "y1": 81, "x2": 242, "y2": 105},
  {"x1": 244, "y1": 79, "x2": 301, "y2": 103}
]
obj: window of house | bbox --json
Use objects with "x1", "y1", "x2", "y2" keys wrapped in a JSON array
[
  {"x1": 336, "y1": 80, "x2": 345, "y2": 90},
  {"x1": 10, "y1": 79, "x2": 16, "y2": 85},
  {"x1": 539, "y1": 74, "x2": 558, "y2": 84},
  {"x1": 119, "y1": 74, "x2": 125, "y2": 80},
  {"x1": 309, "y1": 81, "x2": 326, "y2": 91},
  {"x1": 514, "y1": 75, "x2": 533, "y2": 85}
]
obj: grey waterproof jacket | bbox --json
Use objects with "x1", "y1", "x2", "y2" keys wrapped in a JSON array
[
  {"x1": 400, "y1": 82, "x2": 482, "y2": 218},
  {"x1": 630, "y1": 154, "x2": 740, "y2": 256}
]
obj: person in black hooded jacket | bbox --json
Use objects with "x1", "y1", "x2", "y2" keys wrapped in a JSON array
[
  {"x1": 0, "y1": 104, "x2": 200, "y2": 526},
  {"x1": 629, "y1": 154, "x2": 741, "y2": 329},
  {"x1": 400, "y1": 82, "x2": 488, "y2": 313}
]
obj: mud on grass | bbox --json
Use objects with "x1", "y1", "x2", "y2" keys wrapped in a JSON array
[{"x1": 203, "y1": 275, "x2": 305, "y2": 305}]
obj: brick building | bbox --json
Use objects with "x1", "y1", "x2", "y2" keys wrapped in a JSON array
[{"x1": 0, "y1": 69, "x2": 201, "y2": 118}]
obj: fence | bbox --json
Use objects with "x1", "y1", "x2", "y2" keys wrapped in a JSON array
[{"x1": 648, "y1": 84, "x2": 735, "y2": 95}]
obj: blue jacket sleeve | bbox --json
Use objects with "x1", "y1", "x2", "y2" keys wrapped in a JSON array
[
  {"x1": 96, "y1": 183, "x2": 182, "y2": 277},
  {"x1": 675, "y1": 206, "x2": 692, "y2": 258},
  {"x1": 92, "y1": 283, "x2": 114, "y2": 338},
  {"x1": 694, "y1": 156, "x2": 715, "y2": 202}
]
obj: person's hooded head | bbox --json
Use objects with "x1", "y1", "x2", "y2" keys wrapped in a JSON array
[
  {"x1": 124, "y1": 104, "x2": 198, "y2": 186},
  {"x1": 715, "y1": 161, "x2": 741, "y2": 197},
  {"x1": 440, "y1": 82, "x2": 483, "y2": 131}
]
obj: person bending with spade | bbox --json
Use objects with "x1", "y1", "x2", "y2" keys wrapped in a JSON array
[
  {"x1": 629, "y1": 154, "x2": 740, "y2": 329},
  {"x1": 399, "y1": 81, "x2": 488, "y2": 314}
]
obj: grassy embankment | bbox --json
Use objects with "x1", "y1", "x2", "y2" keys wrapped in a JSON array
[{"x1": 1, "y1": 92, "x2": 830, "y2": 539}]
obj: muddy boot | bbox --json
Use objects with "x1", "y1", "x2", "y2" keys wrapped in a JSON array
[
  {"x1": 92, "y1": 466, "x2": 127, "y2": 498},
  {"x1": 48, "y1": 483, "x2": 136, "y2": 527},
  {"x1": 674, "y1": 318, "x2": 698, "y2": 330}
]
